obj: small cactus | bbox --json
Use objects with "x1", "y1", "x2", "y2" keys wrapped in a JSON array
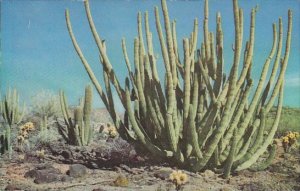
[
  {"x1": 36, "y1": 149, "x2": 45, "y2": 161},
  {"x1": 17, "y1": 122, "x2": 35, "y2": 152},
  {"x1": 113, "y1": 175, "x2": 129, "y2": 187},
  {"x1": 281, "y1": 131, "x2": 299, "y2": 152},
  {"x1": 169, "y1": 170, "x2": 188, "y2": 191}
]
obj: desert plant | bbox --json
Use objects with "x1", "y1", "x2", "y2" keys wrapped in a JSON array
[
  {"x1": 0, "y1": 88, "x2": 25, "y2": 127},
  {"x1": 0, "y1": 88, "x2": 26, "y2": 158},
  {"x1": 65, "y1": 0, "x2": 292, "y2": 176},
  {"x1": 281, "y1": 131, "x2": 299, "y2": 152},
  {"x1": 31, "y1": 90, "x2": 61, "y2": 132},
  {"x1": 17, "y1": 122, "x2": 35, "y2": 152},
  {"x1": 113, "y1": 174, "x2": 129, "y2": 187},
  {"x1": 31, "y1": 128, "x2": 60, "y2": 147},
  {"x1": 0, "y1": 124, "x2": 12, "y2": 158},
  {"x1": 169, "y1": 170, "x2": 188, "y2": 191},
  {"x1": 57, "y1": 85, "x2": 93, "y2": 146}
]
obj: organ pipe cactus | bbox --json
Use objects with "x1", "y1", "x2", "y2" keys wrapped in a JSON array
[
  {"x1": 0, "y1": 125, "x2": 12, "y2": 158},
  {"x1": 0, "y1": 88, "x2": 25, "y2": 158},
  {"x1": 57, "y1": 85, "x2": 93, "y2": 146},
  {"x1": 65, "y1": 0, "x2": 292, "y2": 176},
  {"x1": 0, "y1": 88, "x2": 25, "y2": 127}
]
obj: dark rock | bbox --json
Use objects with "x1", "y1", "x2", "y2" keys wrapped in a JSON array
[
  {"x1": 61, "y1": 150, "x2": 72, "y2": 159},
  {"x1": 154, "y1": 167, "x2": 173, "y2": 180},
  {"x1": 33, "y1": 172, "x2": 59, "y2": 184},
  {"x1": 93, "y1": 188, "x2": 106, "y2": 191},
  {"x1": 68, "y1": 164, "x2": 88, "y2": 178},
  {"x1": 61, "y1": 175, "x2": 73, "y2": 182},
  {"x1": 5, "y1": 184, "x2": 22, "y2": 191},
  {"x1": 24, "y1": 164, "x2": 66, "y2": 184},
  {"x1": 202, "y1": 169, "x2": 216, "y2": 179}
]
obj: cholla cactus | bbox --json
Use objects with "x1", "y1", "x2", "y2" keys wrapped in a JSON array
[
  {"x1": 108, "y1": 124, "x2": 118, "y2": 138},
  {"x1": 281, "y1": 131, "x2": 299, "y2": 152},
  {"x1": 17, "y1": 122, "x2": 35, "y2": 152},
  {"x1": 65, "y1": 0, "x2": 292, "y2": 176},
  {"x1": 169, "y1": 170, "x2": 188, "y2": 191},
  {"x1": 36, "y1": 149, "x2": 45, "y2": 161}
]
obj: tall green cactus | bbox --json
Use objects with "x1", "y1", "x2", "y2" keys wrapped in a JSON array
[
  {"x1": 0, "y1": 88, "x2": 25, "y2": 158},
  {"x1": 57, "y1": 85, "x2": 93, "y2": 146},
  {"x1": 65, "y1": 0, "x2": 292, "y2": 176},
  {"x1": 0, "y1": 125, "x2": 12, "y2": 158},
  {"x1": 0, "y1": 88, "x2": 25, "y2": 127}
]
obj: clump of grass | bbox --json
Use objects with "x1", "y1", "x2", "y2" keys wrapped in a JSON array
[{"x1": 30, "y1": 127, "x2": 60, "y2": 147}]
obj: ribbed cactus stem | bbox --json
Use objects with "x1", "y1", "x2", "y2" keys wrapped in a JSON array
[
  {"x1": 224, "y1": 129, "x2": 238, "y2": 178},
  {"x1": 250, "y1": 144, "x2": 276, "y2": 171},
  {"x1": 58, "y1": 85, "x2": 93, "y2": 146},
  {"x1": 83, "y1": 85, "x2": 93, "y2": 144},
  {"x1": 236, "y1": 82, "x2": 284, "y2": 171},
  {"x1": 1, "y1": 88, "x2": 25, "y2": 127},
  {"x1": 161, "y1": 0, "x2": 178, "y2": 88}
]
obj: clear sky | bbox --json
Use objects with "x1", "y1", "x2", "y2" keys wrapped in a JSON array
[{"x1": 1, "y1": 0, "x2": 300, "y2": 110}]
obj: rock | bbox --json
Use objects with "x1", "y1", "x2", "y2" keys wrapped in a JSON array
[
  {"x1": 0, "y1": 169, "x2": 6, "y2": 176},
  {"x1": 61, "y1": 150, "x2": 72, "y2": 159},
  {"x1": 5, "y1": 184, "x2": 22, "y2": 191},
  {"x1": 220, "y1": 187, "x2": 233, "y2": 191},
  {"x1": 61, "y1": 175, "x2": 73, "y2": 182},
  {"x1": 33, "y1": 172, "x2": 59, "y2": 184},
  {"x1": 236, "y1": 170, "x2": 253, "y2": 177},
  {"x1": 68, "y1": 164, "x2": 88, "y2": 178},
  {"x1": 93, "y1": 189, "x2": 106, "y2": 191},
  {"x1": 202, "y1": 169, "x2": 215, "y2": 179},
  {"x1": 154, "y1": 167, "x2": 173, "y2": 180},
  {"x1": 24, "y1": 164, "x2": 66, "y2": 184}
]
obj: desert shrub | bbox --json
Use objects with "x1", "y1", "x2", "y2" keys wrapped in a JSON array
[
  {"x1": 30, "y1": 128, "x2": 60, "y2": 148},
  {"x1": 31, "y1": 90, "x2": 61, "y2": 118},
  {"x1": 101, "y1": 137, "x2": 136, "y2": 162}
]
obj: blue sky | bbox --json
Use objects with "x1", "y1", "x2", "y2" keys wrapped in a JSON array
[{"x1": 1, "y1": 0, "x2": 300, "y2": 109}]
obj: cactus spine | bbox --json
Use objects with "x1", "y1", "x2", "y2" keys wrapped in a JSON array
[
  {"x1": 58, "y1": 85, "x2": 93, "y2": 146},
  {"x1": 65, "y1": 0, "x2": 292, "y2": 176}
]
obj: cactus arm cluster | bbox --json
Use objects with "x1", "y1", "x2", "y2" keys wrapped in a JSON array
[
  {"x1": 65, "y1": 0, "x2": 292, "y2": 176},
  {"x1": 57, "y1": 85, "x2": 93, "y2": 146},
  {"x1": 1, "y1": 88, "x2": 25, "y2": 127},
  {"x1": 235, "y1": 82, "x2": 284, "y2": 171},
  {"x1": 0, "y1": 88, "x2": 25, "y2": 158}
]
